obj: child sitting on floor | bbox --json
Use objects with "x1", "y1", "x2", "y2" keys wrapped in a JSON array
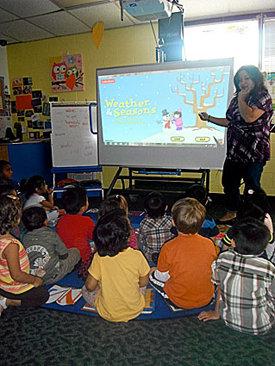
[
  {"x1": 23, "y1": 175, "x2": 60, "y2": 225},
  {"x1": 198, "y1": 218, "x2": 275, "y2": 335},
  {"x1": 184, "y1": 184, "x2": 219, "y2": 239},
  {"x1": 138, "y1": 191, "x2": 174, "y2": 264},
  {"x1": 0, "y1": 195, "x2": 48, "y2": 316},
  {"x1": 150, "y1": 197, "x2": 218, "y2": 310},
  {"x1": 22, "y1": 206, "x2": 80, "y2": 284},
  {"x1": 82, "y1": 209, "x2": 150, "y2": 322},
  {"x1": 221, "y1": 200, "x2": 274, "y2": 262},
  {"x1": 99, "y1": 194, "x2": 138, "y2": 249},
  {"x1": 0, "y1": 184, "x2": 21, "y2": 239},
  {"x1": 0, "y1": 160, "x2": 13, "y2": 186},
  {"x1": 56, "y1": 186, "x2": 95, "y2": 278}
]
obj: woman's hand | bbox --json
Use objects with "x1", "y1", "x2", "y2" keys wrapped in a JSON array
[
  {"x1": 199, "y1": 112, "x2": 209, "y2": 121},
  {"x1": 238, "y1": 86, "x2": 253, "y2": 101}
]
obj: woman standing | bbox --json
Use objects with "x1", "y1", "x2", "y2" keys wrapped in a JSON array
[{"x1": 199, "y1": 65, "x2": 273, "y2": 222}]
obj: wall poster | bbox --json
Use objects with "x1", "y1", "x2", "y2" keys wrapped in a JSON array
[{"x1": 50, "y1": 54, "x2": 84, "y2": 92}]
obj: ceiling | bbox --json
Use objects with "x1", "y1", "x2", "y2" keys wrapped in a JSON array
[{"x1": 0, "y1": 0, "x2": 274, "y2": 44}]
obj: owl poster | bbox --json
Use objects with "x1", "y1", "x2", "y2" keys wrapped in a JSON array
[{"x1": 50, "y1": 54, "x2": 84, "y2": 92}]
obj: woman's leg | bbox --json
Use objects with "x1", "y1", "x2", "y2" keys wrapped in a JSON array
[
  {"x1": 243, "y1": 162, "x2": 265, "y2": 194},
  {"x1": 221, "y1": 159, "x2": 243, "y2": 220}
]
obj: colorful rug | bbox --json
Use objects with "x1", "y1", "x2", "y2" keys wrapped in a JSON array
[{"x1": 42, "y1": 271, "x2": 215, "y2": 320}]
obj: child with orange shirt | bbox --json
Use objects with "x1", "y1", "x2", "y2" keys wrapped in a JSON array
[{"x1": 149, "y1": 197, "x2": 218, "y2": 309}]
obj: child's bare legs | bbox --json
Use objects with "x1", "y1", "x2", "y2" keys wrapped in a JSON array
[
  {"x1": 82, "y1": 285, "x2": 100, "y2": 306},
  {"x1": 0, "y1": 296, "x2": 21, "y2": 316}
]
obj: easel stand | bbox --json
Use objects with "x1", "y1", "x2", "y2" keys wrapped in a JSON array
[{"x1": 107, "y1": 167, "x2": 210, "y2": 197}]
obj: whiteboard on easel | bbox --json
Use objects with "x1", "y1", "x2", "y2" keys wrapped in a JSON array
[{"x1": 50, "y1": 102, "x2": 98, "y2": 167}]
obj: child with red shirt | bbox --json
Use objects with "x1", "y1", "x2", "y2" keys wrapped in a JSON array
[
  {"x1": 56, "y1": 186, "x2": 95, "y2": 278},
  {"x1": 150, "y1": 197, "x2": 217, "y2": 309}
]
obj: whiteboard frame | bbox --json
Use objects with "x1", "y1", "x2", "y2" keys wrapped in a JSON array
[{"x1": 50, "y1": 101, "x2": 99, "y2": 169}]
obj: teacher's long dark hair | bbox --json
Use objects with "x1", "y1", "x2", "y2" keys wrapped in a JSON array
[{"x1": 234, "y1": 65, "x2": 268, "y2": 99}]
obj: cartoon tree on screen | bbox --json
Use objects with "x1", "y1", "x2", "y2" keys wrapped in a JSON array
[{"x1": 171, "y1": 70, "x2": 225, "y2": 129}]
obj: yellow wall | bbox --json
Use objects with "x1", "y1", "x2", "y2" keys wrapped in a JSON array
[{"x1": 6, "y1": 25, "x2": 275, "y2": 195}]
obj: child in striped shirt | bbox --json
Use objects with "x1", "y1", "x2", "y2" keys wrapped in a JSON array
[
  {"x1": 198, "y1": 219, "x2": 275, "y2": 335},
  {"x1": 0, "y1": 195, "x2": 48, "y2": 316}
]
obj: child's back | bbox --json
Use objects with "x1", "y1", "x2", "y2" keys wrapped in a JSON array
[
  {"x1": 57, "y1": 214, "x2": 94, "y2": 261},
  {"x1": 0, "y1": 195, "x2": 48, "y2": 314},
  {"x1": 159, "y1": 231, "x2": 217, "y2": 308},
  {"x1": 150, "y1": 198, "x2": 217, "y2": 309},
  {"x1": 83, "y1": 211, "x2": 150, "y2": 322},
  {"x1": 207, "y1": 219, "x2": 275, "y2": 335},
  {"x1": 22, "y1": 207, "x2": 80, "y2": 284},
  {"x1": 138, "y1": 192, "x2": 173, "y2": 263},
  {"x1": 90, "y1": 247, "x2": 149, "y2": 322},
  {"x1": 56, "y1": 186, "x2": 95, "y2": 262},
  {"x1": 213, "y1": 249, "x2": 274, "y2": 334}
]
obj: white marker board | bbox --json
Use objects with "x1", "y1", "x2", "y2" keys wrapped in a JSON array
[{"x1": 50, "y1": 102, "x2": 98, "y2": 167}]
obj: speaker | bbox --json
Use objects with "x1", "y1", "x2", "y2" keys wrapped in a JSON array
[{"x1": 158, "y1": 12, "x2": 184, "y2": 62}]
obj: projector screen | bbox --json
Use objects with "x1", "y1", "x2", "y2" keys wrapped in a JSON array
[{"x1": 97, "y1": 58, "x2": 234, "y2": 169}]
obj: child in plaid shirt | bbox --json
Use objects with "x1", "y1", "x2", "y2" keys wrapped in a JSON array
[
  {"x1": 138, "y1": 192, "x2": 174, "y2": 264},
  {"x1": 198, "y1": 218, "x2": 275, "y2": 335}
]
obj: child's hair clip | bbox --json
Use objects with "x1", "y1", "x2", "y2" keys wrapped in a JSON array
[{"x1": 115, "y1": 194, "x2": 120, "y2": 199}]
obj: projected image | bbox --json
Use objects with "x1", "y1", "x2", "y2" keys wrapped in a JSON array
[{"x1": 98, "y1": 65, "x2": 231, "y2": 148}]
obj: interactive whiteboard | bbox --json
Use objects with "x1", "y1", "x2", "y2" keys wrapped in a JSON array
[
  {"x1": 50, "y1": 102, "x2": 98, "y2": 167},
  {"x1": 97, "y1": 58, "x2": 234, "y2": 169}
]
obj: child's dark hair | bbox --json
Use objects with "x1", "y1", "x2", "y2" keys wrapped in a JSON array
[
  {"x1": 144, "y1": 191, "x2": 166, "y2": 219},
  {"x1": 99, "y1": 194, "x2": 128, "y2": 217},
  {"x1": 231, "y1": 218, "x2": 270, "y2": 255},
  {"x1": 22, "y1": 206, "x2": 47, "y2": 231},
  {"x1": 0, "y1": 160, "x2": 11, "y2": 179},
  {"x1": 24, "y1": 175, "x2": 46, "y2": 199},
  {"x1": 242, "y1": 188, "x2": 271, "y2": 215},
  {"x1": 171, "y1": 197, "x2": 206, "y2": 234},
  {"x1": 0, "y1": 183, "x2": 17, "y2": 197},
  {"x1": 237, "y1": 202, "x2": 266, "y2": 223},
  {"x1": 61, "y1": 186, "x2": 87, "y2": 214},
  {"x1": 185, "y1": 184, "x2": 208, "y2": 206},
  {"x1": 94, "y1": 209, "x2": 131, "y2": 257},
  {"x1": 0, "y1": 195, "x2": 21, "y2": 235}
]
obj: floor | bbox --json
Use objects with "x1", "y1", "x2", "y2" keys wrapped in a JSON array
[{"x1": 0, "y1": 191, "x2": 275, "y2": 365}]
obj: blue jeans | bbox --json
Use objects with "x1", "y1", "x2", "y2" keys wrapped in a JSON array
[{"x1": 222, "y1": 159, "x2": 265, "y2": 212}]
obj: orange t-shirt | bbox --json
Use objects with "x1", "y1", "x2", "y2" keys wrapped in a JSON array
[{"x1": 158, "y1": 232, "x2": 217, "y2": 308}]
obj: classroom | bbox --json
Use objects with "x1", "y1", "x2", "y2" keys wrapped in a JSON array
[{"x1": 0, "y1": 1, "x2": 275, "y2": 365}]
